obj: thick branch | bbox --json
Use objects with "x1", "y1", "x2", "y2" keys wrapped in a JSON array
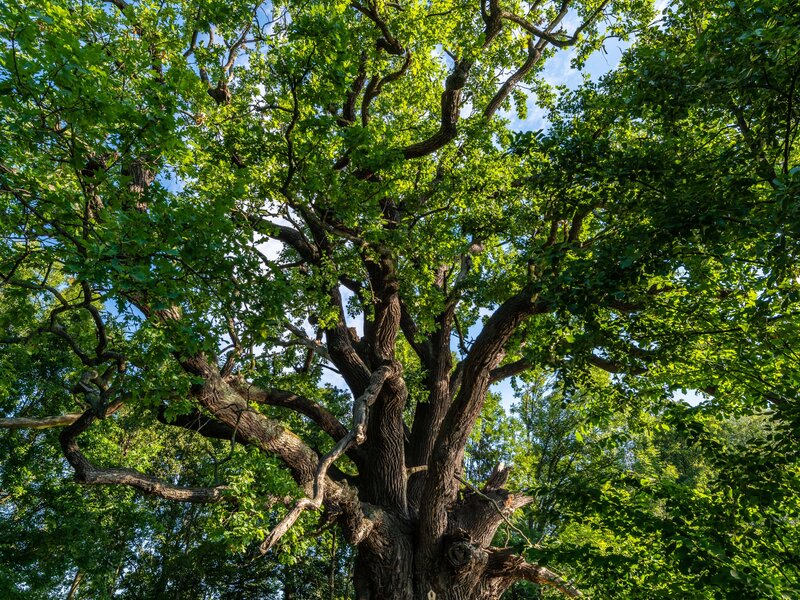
[
  {"x1": 350, "y1": 2, "x2": 404, "y2": 55},
  {"x1": 60, "y1": 410, "x2": 228, "y2": 503},
  {"x1": 406, "y1": 301, "x2": 456, "y2": 509},
  {"x1": 419, "y1": 289, "x2": 546, "y2": 552},
  {"x1": 398, "y1": 299, "x2": 433, "y2": 365},
  {"x1": 324, "y1": 286, "x2": 373, "y2": 394},
  {"x1": 104, "y1": 0, "x2": 128, "y2": 11},
  {"x1": 489, "y1": 358, "x2": 534, "y2": 383},
  {"x1": 587, "y1": 353, "x2": 647, "y2": 375},
  {"x1": 361, "y1": 52, "x2": 412, "y2": 126},
  {"x1": 129, "y1": 301, "x2": 372, "y2": 541},
  {"x1": 487, "y1": 548, "x2": 582, "y2": 597},
  {"x1": 259, "y1": 364, "x2": 395, "y2": 552},
  {"x1": 450, "y1": 464, "x2": 534, "y2": 547},
  {"x1": 339, "y1": 54, "x2": 368, "y2": 125},
  {"x1": 483, "y1": 39, "x2": 543, "y2": 119},
  {"x1": 296, "y1": 211, "x2": 372, "y2": 393},
  {"x1": 404, "y1": 245, "x2": 480, "y2": 482},
  {"x1": 239, "y1": 214, "x2": 321, "y2": 262},
  {"x1": 230, "y1": 380, "x2": 348, "y2": 442},
  {"x1": 402, "y1": 59, "x2": 473, "y2": 159},
  {"x1": 156, "y1": 407, "x2": 248, "y2": 445},
  {"x1": 283, "y1": 323, "x2": 332, "y2": 362},
  {"x1": 359, "y1": 246, "x2": 410, "y2": 512},
  {"x1": 516, "y1": 563, "x2": 582, "y2": 598},
  {"x1": 180, "y1": 354, "x2": 375, "y2": 542},
  {"x1": 183, "y1": 356, "x2": 322, "y2": 483}
]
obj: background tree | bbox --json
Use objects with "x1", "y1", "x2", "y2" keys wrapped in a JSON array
[
  {"x1": 464, "y1": 373, "x2": 799, "y2": 599},
  {"x1": 1, "y1": 0, "x2": 798, "y2": 597}
]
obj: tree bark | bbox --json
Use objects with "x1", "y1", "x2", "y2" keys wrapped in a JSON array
[
  {"x1": 341, "y1": 465, "x2": 577, "y2": 600},
  {"x1": 347, "y1": 515, "x2": 577, "y2": 600},
  {"x1": 66, "y1": 569, "x2": 83, "y2": 600}
]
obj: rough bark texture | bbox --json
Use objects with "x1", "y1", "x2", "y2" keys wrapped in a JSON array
[
  {"x1": 0, "y1": 2, "x2": 611, "y2": 596},
  {"x1": 340, "y1": 464, "x2": 576, "y2": 600}
]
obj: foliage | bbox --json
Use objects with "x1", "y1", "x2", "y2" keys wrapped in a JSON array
[
  {"x1": 0, "y1": 0, "x2": 798, "y2": 596},
  {"x1": 466, "y1": 377, "x2": 800, "y2": 599}
]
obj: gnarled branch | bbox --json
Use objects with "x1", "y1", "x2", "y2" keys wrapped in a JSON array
[
  {"x1": 229, "y1": 379, "x2": 348, "y2": 443},
  {"x1": 402, "y1": 59, "x2": 473, "y2": 159},
  {"x1": 487, "y1": 547, "x2": 582, "y2": 597},
  {"x1": 351, "y1": 1, "x2": 404, "y2": 55},
  {"x1": 60, "y1": 410, "x2": 228, "y2": 504},
  {"x1": 259, "y1": 363, "x2": 396, "y2": 552}
]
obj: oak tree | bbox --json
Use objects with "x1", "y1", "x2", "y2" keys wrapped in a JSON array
[{"x1": 1, "y1": 0, "x2": 798, "y2": 597}]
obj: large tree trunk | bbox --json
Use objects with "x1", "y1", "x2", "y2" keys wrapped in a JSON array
[
  {"x1": 345, "y1": 466, "x2": 575, "y2": 600},
  {"x1": 354, "y1": 536, "x2": 505, "y2": 600},
  {"x1": 124, "y1": 223, "x2": 575, "y2": 598},
  {"x1": 351, "y1": 525, "x2": 542, "y2": 600}
]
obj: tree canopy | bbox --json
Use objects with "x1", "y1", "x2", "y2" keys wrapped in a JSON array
[{"x1": 1, "y1": 0, "x2": 798, "y2": 597}]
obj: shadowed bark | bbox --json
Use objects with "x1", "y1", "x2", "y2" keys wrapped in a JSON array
[{"x1": 0, "y1": 0, "x2": 616, "y2": 595}]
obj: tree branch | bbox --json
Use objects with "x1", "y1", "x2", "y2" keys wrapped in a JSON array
[
  {"x1": 450, "y1": 465, "x2": 535, "y2": 548},
  {"x1": 338, "y1": 53, "x2": 368, "y2": 126},
  {"x1": 350, "y1": 1, "x2": 404, "y2": 55},
  {"x1": 419, "y1": 289, "x2": 547, "y2": 553},
  {"x1": 259, "y1": 364, "x2": 396, "y2": 552},
  {"x1": 398, "y1": 299, "x2": 433, "y2": 365},
  {"x1": 486, "y1": 547, "x2": 582, "y2": 597},
  {"x1": 229, "y1": 379, "x2": 349, "y2": 442},
  {"x1": 236, "y1": 213, "x2": 321, "y2": 262},
  {"x1": 402, "y1": 59, "x2": 473, "y2": 159},
  {"x1": 406, "y1": 298, "x2": 456, "y2": 509},
  {"x1": 283, "y1": 323, "x2": 332, "y2": 362},
  {"x1": 156, "y1": 406, "x2": 248, "y2": 445},
  {"x1": 0, "y1": 400, "x2": 123, "y2": 430},
  {"x1": 483, "y1": 38, "x2": 543, "y2": 119},
  {"x1": 361, "y1": 52, "x2": 412, "y2": 126},
  {"x1": 587, "y1": 353, "x2": 647, "y2": 375},
  {"x1": 489, "y1": 358, "x2": 534, "y2": 383},
  {"x1": 296, "y1": 211, "x2": 373, "y2": 394},
  {"x1": 501, "y1": 0, "x2": 609, "y2": 49},
  {"x1": 60, "y1": 410, "x2": 229, "y2": 504},
  {"x1": 182, "y1": 356, "x2": 322, "y2": 484}
]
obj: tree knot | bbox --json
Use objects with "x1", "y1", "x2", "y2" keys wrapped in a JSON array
[{"x1": 444, "y1": 530, "x2": 486, "y2": 572}]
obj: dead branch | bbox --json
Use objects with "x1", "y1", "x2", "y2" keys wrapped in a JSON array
[
  {"x1": 259, "y1": 363, "x2": 395, "y2": 553},
  {"x1": 487, "y1": 547, "x2": 583, "y2": 597}
]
